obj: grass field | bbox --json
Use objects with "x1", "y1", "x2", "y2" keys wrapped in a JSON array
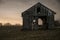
[{"x1": 0, "y1": 26, "x2": 60, "y2": 40}]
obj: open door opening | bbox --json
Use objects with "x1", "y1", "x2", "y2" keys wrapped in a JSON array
[{"x1": 38, "y1": 18, "x2": 43, "y2": 27}]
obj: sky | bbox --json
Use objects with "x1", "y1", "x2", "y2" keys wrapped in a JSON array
[{"x1": 0, "y1": 0, "x2": 60, "y2": 25}]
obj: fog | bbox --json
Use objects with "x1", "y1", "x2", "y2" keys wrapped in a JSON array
[{"x1": 0, "y1": 0, "x2": 60, "y2": 25}]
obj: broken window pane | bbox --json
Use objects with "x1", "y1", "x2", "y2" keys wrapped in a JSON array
[{"x1": 37, "y1": 7, "x2": 40, "y2": 13}]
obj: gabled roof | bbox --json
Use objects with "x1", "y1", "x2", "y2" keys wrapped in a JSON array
[{"x1": 22, "y1": 2, "x2": 56, "y2": 16}]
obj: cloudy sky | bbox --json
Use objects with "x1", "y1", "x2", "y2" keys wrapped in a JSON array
[{"x1": 0, "y1": 0, "x2": 60, "y2": 25}]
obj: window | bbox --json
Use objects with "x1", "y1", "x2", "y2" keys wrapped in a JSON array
[
  {"x1": 33, "y1": 20, "x2": 36, "y2": 23},
  {"x1": 37, "y1": 7, "x2": 40, "y2": 13}
]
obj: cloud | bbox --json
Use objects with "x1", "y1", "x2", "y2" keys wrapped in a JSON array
[
  {"x1": 57, "y1": 0, "x2": 60, "y2": 3},
  {"x1": 0, "y1": 0, "x2": 6, "y2": 4},
  {"x1": 0, "y1": 0, "x2": 2, "y2": 3},
  {"x1": 15, "y1": 0, "x2": 37, "y2": 2},
  {"x1": 0, "y1": 0, "x2": 60, "y2": 21}
]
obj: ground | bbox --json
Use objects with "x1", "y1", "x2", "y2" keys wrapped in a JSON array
[{"x1": 0, "y1": 26, "x2": 60, "y2": 40}]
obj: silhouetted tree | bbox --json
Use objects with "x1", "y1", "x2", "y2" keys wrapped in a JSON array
[
  {"x1": 0, "y1": 23, "x2": 2, "y2": 27},
  {"x1": 4, "y1": 23, "x2": 12, "y2": 26},
  {"x1": 54, "y1": 21, "x2": 60, "y2": 26},
  {"x1": 14, "y1": 24, "x2": 22, "y2": 27}
]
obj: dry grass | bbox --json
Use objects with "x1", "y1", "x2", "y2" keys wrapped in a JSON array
[{"x1": 0, "y1": 26, "x2": 60, "y2": 40}]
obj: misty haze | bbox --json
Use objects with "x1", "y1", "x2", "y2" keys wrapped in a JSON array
[{"x1": 0, "y1": 0, "x2": 60, "y2": 40}]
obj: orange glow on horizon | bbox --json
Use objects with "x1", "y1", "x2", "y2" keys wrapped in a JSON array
[
  {"x1": 0, "y1": 19, "x2": 23, "y2": 25},
  {"x1": 0, "y1": 21, "x2": 23, "y2": 25}
]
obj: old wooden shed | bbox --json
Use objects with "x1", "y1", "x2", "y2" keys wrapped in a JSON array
[{"x1": 22, "y1": 2, "x2": 56, "y2": 30}]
